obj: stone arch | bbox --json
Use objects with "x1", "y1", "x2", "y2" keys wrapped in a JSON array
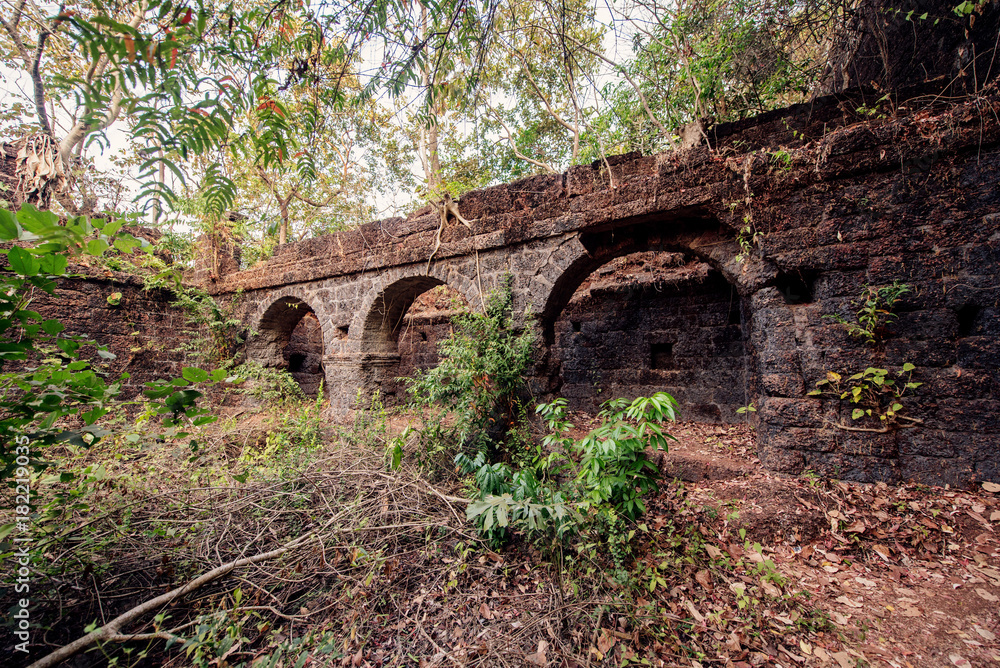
[
  {"x1": 350, "y1": 265, "x2": 481, "y2": 352},
  {"x1": 347, "y1": 265, "x2": 480, "y2": 404},
  {"x1": 247, "y1": 293, "x2": 326, "y2": 374},
  {"x1": 535, "y1": 216, "x2": 774, "y2": 421},
  {"x1": 536, "y1": 217, "x2": 775, "y2": 345}
]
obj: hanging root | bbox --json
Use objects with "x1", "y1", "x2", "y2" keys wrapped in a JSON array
[
  {"x1": 426, "y1": 193, "x2": 474, "y2": 274},
  {"x1": 15, "y1": 133, "x2": 70, "y2": 209}
]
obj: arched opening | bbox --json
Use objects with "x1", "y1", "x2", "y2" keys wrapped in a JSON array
[
  {"x1": 252, "y1": 297, "x2": 325, "y2": 397},
  {"x1": 543, "y1": 221, "x2": 751, "y2": 423},
  {"x1": 284, "y1": 311, "x2": 325, "y2": 397},
  {"x1": 360, "y1": 279, "x2": 470, "y2": 404}
]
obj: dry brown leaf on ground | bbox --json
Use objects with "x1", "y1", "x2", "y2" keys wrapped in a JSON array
[
  {"x1": 597, "y1": 629, "x2": 615, "y2": 655},
  {"x1": 974, "y1": 588, "x2": 999, "y2": 602},
  {"x1": 949, "y1": 653, "x2": 972, "y2": 668},
  {"x1": 831, "y1": 650, "x2": 853, "y2": 668},
  {"x1": 525, "y1": 640, "x2": 548, "y2": 666}
]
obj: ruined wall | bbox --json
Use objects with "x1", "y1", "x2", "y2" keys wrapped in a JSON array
[
  {"x1": 221, "y1": 84, "x2": 1000, "y2": 488},
  {"x1": 23, "y1": 269, "x2": 200, "y2": 397},
  {"x1": 389, "y1": 286, "x2": 465, "y2": 404},
  {"x1": 11, "y1": 85, "x2": 989, "y2": 487}
]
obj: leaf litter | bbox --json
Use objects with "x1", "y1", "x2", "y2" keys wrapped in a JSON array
[{"x1": 4, "y1": 416, "x2": 999, "y2": 667}]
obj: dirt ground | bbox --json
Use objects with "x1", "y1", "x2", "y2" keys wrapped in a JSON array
[{"x1": 643, "y1": 419, "x2": 1000, "y2": 668}]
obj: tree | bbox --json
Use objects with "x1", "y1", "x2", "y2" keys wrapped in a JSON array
[
  {"x1": 0, "y1": 1, "x2": 148, "y2": 212},
  {"x1": 5, "y1": 0, "x2": 994, "y2": 229}
]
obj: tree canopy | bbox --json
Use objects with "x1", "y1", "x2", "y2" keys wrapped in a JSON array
[{"x1": 1, "y1": 0, "x2": 996, "y2": 257}]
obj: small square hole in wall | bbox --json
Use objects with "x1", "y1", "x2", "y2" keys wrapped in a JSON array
[
  {"x1": 288, "y1": 353, "x2": 306, "y2": 373},
  {"x1": 651, "y1": 342, "x2": 674, "y2": 369},
  {"x1": 957, "y1": 303, "x2": 980, "y2": 337},
  {"x1": 774, "y1": 272, "x2": 815, "y2": 305},
  {"x1": 572, "y1": 321, "x2": 582, "y2": 333},
  {"x1": 336, "y1": 325, "x2": 349, "y2": 338},
  {"x1": 420, "y1": 331, "x2": 428, "y2": 341}
]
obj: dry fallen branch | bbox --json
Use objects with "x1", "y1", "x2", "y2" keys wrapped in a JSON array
[{"x1": 27, "y1": 528, "x2": 323, "y2": 668}]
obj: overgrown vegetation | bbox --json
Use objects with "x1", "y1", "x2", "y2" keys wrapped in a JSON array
[
  {"x1": 404, "y1": 277, "x2": 534, "y2": 465},
  {"x1": 402, "y1": 283, "x2": 679, "y2": 565},
  {"x1": 3, "y1": 224, "x2": 995, "y2": 666},
  {"x1": 814, "y1": 281, "x2": 923, "y2": 430},
  {"x1": 0, "y1": 206, "x2": 219, "y2": 480},
  {"x1": 825, "y1": 280, "x2": 912, "y2": 343}
]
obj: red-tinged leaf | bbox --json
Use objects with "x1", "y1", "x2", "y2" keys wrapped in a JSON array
[
  {"x1": 124, "y1": 36, "x2": 136, "y2": 62},
  {"x1": 181, "y1": 8, "x2": 192, "y2": 25}
]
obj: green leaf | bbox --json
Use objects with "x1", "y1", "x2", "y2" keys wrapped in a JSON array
[
  {"x1": 851, "y1": 408, "x2": 865, "y2": 420},
  {"x1": 7, "y1": 246, "x2": 40, "y2": 276},
  {"x1": 17, "y1": 204, "x2": 59, "y2": 233},
  {"x1": 901, "y1": 362, "x2": 915, "y2": 372},
  {"x1": 40, "y1": 320, "x2": 65, "y2": 335},
  {"x1": 182, "y1": 367, "x2": 210, "y2": 383},
  {"x1": 113, "y1": 237, "x2": 139, "y2": 253},
  {"x1": 39, "y1": 253, "x2": 68, "y2": 275},
  {"x1": 86, "y1": 238, "x2": 111, "y2": 256},
  {"x1": 0, "y1": 209, "x2": 19, "y2": 240}
]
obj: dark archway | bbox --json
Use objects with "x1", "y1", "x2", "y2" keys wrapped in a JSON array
[
  {"x1": 358, "y1": 277, "x2": 470, "y2": 404},
  {"x1": 397, "y1": 285, "x2": 469, "y2": 382},
  {"x1": 539, "y1": 216, "x2": 745, "y2": 346},
  {"x1": 251, "y1": 296, "x2": 326, "y2": 396},
  {"x1": 361, "y1": 276, "x2": 446, "y2": 354},
  {"x1": 541, "y1": 218, "x2": 752, "y2": 423},
  {"x1": 284, "y1": 312, "x2": 325, "y2": 397}
]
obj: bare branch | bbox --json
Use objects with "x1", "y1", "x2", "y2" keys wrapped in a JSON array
[
  {"x1": 486, "y1": 103, "x2": 559, "y2": 174},
  {"x1": 27, "y1": 529, "x2": 321, "y2": 668},
  {"x1": 57, "y1": 2, "x2": 147, "y2": 162},
  {"x1": 291, "y1": 188, "x2": 344, "y2": 208}
]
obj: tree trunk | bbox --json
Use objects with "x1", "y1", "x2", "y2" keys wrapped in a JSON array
[
  {"x1": 279, "y1": 201, "x2": 289, "y2": 245},
  {"x1": 822, "y1": 0, "x2": 1000, "y2": 95}
]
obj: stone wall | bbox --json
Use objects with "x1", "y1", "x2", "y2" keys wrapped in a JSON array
[
  {"x1": 217, "y1": 86, "x2": 1000, "y2": 487},
  {"x1": 22, "y1": 269, "x2": 200, "y2": 398}
]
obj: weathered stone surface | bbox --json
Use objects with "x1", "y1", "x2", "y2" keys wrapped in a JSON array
[{"x1": 13, "y1": 268, "x2": 202, "y2": 398}]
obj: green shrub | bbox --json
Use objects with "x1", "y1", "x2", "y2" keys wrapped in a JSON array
[
  {"x1": 404, "y1": 276, "x2": 534, "y2": 462},
  {"x1": 464, "y1": 392, "x2": 679, "y2": 548},
  {"x1": 544, "y1": 392, "x2": 678, "y2": 519},
  {"x1": 230, "y1": 360, "x2": 305, "y2": 407}
]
